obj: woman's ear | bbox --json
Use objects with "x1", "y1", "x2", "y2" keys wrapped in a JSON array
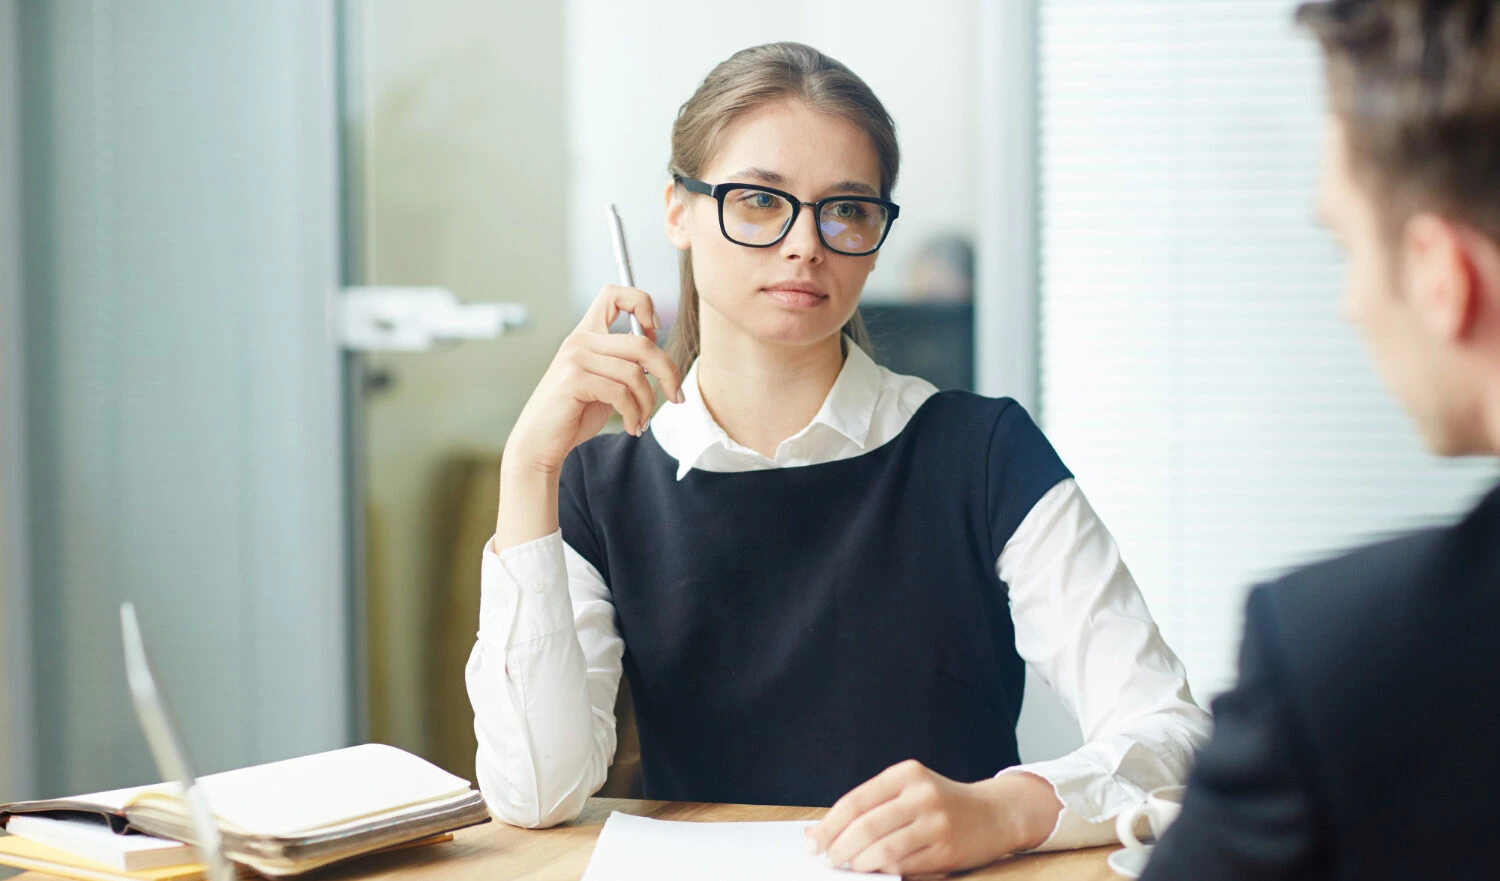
[{"x1": 664, "y1": 179, "x2": 691, "y2": 251}]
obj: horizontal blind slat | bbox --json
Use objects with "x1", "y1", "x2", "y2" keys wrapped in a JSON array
[{"x1": 1036, "y1": 0, "x2": 1499, "y2": 699}]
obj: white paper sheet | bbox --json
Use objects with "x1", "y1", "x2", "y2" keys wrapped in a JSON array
[{"x1": 580, "y1": 812, "x2": 900, "y2": 881}]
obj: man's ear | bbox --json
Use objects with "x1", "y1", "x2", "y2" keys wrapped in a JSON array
[
  {"x1": 1403, "y1": 212, "x2": 1479, "y2": 341},
  {"x1": 1455, "y1": 222, "x2": 1500, "y2": 343},
  {"x1": 664, "y1": 179, "x2": 691, "y2": 251}
]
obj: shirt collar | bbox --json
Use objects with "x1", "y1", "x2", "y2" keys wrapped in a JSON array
[{"x1": 651, "y1": 338, "x2": 885, "y2": 480}]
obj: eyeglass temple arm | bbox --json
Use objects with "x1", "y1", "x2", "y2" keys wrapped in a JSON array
[{"x1": 673, "y1": 174, "x2": 715, "y2": 197}]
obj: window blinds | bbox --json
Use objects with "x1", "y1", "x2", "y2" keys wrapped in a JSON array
[{"x1": 1036, "y1": 0, "x2": 1499, "y2": 698}]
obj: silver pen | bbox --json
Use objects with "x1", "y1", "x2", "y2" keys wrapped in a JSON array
[{"x1": 606, "y1": 203, "x2": 644, "y2": 336}]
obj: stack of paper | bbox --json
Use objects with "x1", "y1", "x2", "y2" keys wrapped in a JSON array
[
  {"x1": 6, "y1": 815, "x2": 196, "y2": 871},
  {"x1": 0, "y1": 836, "x2": 226, "y2": 881},
  {"x1": 581, "y1": 813, "x2": 900, "y2": 881},
  {"x1": 0, "y1": 743, "x2": 488, "y2": 877}
]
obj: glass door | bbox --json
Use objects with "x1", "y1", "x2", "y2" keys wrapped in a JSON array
[{"x1": 339, "y1": 0, "x2": 575, "y2": 779}]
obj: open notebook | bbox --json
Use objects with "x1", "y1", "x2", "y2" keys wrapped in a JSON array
[{"x1": 0, "y1": 743, "x2": 489, "y2": 876}]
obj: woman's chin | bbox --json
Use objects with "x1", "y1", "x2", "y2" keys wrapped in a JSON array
[
  {"x1": 752, "y1": 317, "x2": 848, "y2": 349},
  {"x1": 701, "y1": 299, "x2": 853, "y2": 351}
]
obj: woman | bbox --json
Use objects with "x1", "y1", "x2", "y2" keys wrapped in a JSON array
[{"x1": 466, "y1": 42, "x2": 1210, "y2": 875}]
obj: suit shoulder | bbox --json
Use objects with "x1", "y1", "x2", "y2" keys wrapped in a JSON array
[
  {"x1": 1266, "y1": 529, "x2": 1447, "y2": 609},
  {"x1": 1251, "y1": 527, "x2": 1451, "y2": 687}
]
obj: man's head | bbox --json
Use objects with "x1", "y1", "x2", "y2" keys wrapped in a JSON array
[{"x1": 1299, "y1": 0, "x2": 1500, "y2": 455}]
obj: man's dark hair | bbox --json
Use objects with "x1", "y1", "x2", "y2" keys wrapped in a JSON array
[{"x1": 1297, "y1": 0, "x2": 1500, "y2": 240}]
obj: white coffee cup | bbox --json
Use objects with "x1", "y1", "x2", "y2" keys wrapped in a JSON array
[{"x1": 1115, "y1": 785, "x2": 1186, "y2": 852}]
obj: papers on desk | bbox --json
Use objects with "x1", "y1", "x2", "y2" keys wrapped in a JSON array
[
  {"x1": 0, "y1": 744, "x2": 489, "y2": 877},
  {"x1": 0, "y1": 835, "x2": 228, "y2": 881},
  {"x1": 581, "y1": 812, "x2": 899, "y2": 881},
  {"x1": 5, "y1": 815, "x2": 196, "y2": 872}
]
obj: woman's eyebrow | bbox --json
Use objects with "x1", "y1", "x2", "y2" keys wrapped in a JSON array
[
  {"x1": 827, "y1": 180, "x2": 879, "y2": 197},
  {"x1": 727, "y1": 168, "x2": 879, "y2": 198},
  {"x1": 729, "y1": 167, "x2": 790, "y2": 187}
]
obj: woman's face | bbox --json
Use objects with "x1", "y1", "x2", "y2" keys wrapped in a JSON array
[{"x1": 665, "y1": 99, "x2": 885, "y2": 352}]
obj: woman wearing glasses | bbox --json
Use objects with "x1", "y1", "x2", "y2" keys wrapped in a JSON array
[{"x1": 467, "y1": 43, "x2": 1209, "y2": 875}]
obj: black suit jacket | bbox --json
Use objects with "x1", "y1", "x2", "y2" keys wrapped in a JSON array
[{"x1": 1142, "y1": 482, "x2": 1500, "y2": 880}]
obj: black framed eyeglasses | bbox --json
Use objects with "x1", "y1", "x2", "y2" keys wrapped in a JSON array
[{"x1": 674, "y1": 174, "x2": 900, "y2": 257}]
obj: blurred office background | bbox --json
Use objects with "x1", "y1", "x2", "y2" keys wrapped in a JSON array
[{"x1": 2, "y1": 0, "x2": 1495, "y2": 807}]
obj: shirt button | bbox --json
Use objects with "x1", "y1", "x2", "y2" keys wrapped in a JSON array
[{"x1": 526, "y1": 579, "x2": 547, "y2": 595}]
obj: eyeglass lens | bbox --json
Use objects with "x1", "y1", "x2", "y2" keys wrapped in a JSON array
[{"x1": 721, "y1": 188, "x2": 889, "y2": 255}]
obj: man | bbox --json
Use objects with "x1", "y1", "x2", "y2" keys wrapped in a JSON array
[{"x1": 1142, "y1": 0, "x2": 1500, "y2": 878}]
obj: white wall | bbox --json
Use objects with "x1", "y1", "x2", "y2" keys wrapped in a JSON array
[{"x1": 563, "y1": 0, "x2": 979, "y2": 317}]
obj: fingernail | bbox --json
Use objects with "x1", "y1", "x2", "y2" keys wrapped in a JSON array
[
  {"x1": 642, "y1": 418, "x2": 650, "y2": 433},
  {"x1": 675, "y1": 389, "x2": 686, "y2": 404},
  {"x1": 805, "y1": 837, "x2": 817, "y2": 855}
]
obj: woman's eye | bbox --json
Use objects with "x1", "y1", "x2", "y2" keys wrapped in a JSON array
[
  {"x1": 739, "y1": 192, "x2": 778, "y2": 210},
  {"x1": 832, "y1": 202, "x2": 866, "y2": 220}
]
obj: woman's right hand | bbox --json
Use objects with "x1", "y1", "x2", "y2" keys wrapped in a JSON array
[{"x1": 504, "y1": 285, "x2": 685, "y2": 479}]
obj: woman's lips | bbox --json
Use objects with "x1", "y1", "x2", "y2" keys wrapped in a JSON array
[{"x1": 764, "y1": 284, "x2": 828, "y2": 308}]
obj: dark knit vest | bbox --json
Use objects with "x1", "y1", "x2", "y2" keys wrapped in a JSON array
[{"x1": 559, "y1": 392, "x2": 1071, "y2": 806}]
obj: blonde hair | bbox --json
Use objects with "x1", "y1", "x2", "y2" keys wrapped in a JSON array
[{"x1": 665, "y1": 42, "x2": 900, "y2": 371}]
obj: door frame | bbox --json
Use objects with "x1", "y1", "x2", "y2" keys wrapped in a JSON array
[
  {"x1": 335, "y1": 0, "x2": 370, "y2": 745},
  {"x1": 0, "y1": 0, "x2": 37, "y2": 800},
  {"x1": 974, "y1": 0, "x2": 1087, "y2": 764},
  {"x1": 975, "y1": 0, "x2": 1040, "y2": 411}
]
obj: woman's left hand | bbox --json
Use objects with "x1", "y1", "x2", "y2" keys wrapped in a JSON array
[{"x1": 805, "y1": 760, "x2": 1063, "y2": 875}]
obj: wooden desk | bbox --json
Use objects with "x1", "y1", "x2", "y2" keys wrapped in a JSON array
[
  {"x1": 8, "y1": 799, "x2": 1117, "y2": 881},
  {"x1": 301, "y1": 798, "x2": 1118, "y2": 881}
]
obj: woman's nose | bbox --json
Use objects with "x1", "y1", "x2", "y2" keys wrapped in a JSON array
[{"x1": 778, "y1": 205, "x2": 824, "y2": 262}]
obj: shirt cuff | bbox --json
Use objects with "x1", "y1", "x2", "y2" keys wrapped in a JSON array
[
  {"x1": 478, "y1": 530, "x2": 574, "y2": 646},
  {"x1": 999, "y1": 755, "x2": 1149, "y2": 851}
]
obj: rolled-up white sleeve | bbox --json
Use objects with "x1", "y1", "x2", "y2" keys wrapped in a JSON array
[
  {"x1": 464, "y1": 530, "x2": 624, "y2": 828},
  {"x1": 996, "y1": 480, "x2": 1213, "y2": 851}
]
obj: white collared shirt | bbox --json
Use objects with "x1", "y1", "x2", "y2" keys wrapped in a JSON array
[{"x1": 466, "y1": 343, "x2": 1212, "y2": 850}]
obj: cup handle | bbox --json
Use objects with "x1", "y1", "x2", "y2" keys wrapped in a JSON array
[{"x1": 1115, "y1": 804, "x2": 1150, "y2": 851}]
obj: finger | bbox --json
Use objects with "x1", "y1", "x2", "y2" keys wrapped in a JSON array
[
  {"x1": 579, "y1": 285, "x2": 660, "y2": 335},
  {"x1": 574, "y1": 372, "x2": 643, "y2": 435},
  {"x1": 626, "y1": 310, "x2": 661, "y2": 345},
  {"x1": 589, "y1": 333, "x2": 685, "y2": 403},
  {"x1": 578, "y1": 351, "x2": 657, "y2": 432},
  {"x1": 876, "y1": 841, "x2": 944, "y2": 876},
  {"x1": 824, "y1": 797, "x2": 920, "y2": 870},
  {"x1": 848, "y1": 816, "x2": 933, "y2": 874},
  {"x1": 809, "y1": 762, "x2": 912, "y2": 854}
]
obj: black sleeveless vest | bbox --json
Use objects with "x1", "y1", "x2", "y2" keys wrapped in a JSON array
[{"x1": 559, "y1": 391, "x2": 1071, "y2": 806}]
